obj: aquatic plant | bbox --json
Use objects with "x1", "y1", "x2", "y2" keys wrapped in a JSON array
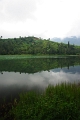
[{"x1": 10, "y1": 83, "x2": 80, "y2": 120}]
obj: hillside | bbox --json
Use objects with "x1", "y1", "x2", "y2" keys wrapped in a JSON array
[{"x1": 0, "y1": 36, "x2": 80, "y2": 55}]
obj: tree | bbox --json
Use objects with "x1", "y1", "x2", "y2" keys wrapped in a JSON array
[
  {"x1": 68, "y1": 41, "x2": 70, "y2": 48},
  {"x1": 0, "y1": 36, "x2": 2, "y2": 39}
]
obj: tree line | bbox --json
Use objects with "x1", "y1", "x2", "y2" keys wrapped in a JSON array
[{"x1": 0, "y1": 36, "x2": 80, "y2": 55}]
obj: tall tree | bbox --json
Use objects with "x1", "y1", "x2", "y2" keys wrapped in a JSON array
[
  {"x1": 0, "y1": 36, "x2": 2, "y2": 39},
  {"x1": 68, "y1": 41, "x2": 70, "y2": 48}
]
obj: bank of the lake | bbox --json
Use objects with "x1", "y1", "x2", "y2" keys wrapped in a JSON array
[
  {"x1": 1, "y1": 83, "x2": 80, "y2": 120},
  {"x1": 0, "y1": 54, "x2": 80, "y2": 60}
]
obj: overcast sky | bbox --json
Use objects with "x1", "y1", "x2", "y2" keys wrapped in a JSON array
[{"x1": 0, "y1": 0, "x2": 80, "y2": 39}]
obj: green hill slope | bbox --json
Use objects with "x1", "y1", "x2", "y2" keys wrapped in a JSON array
[{"x1": 0, "y1": 36, "x2": 80, "y2": 55}]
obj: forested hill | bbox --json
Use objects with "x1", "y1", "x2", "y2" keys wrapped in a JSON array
[{"x1": 0, "y1": 36, "x2": 80, "y2": 55}]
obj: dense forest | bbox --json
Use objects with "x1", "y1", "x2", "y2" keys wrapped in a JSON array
[{"x1": 0, "y1": 36, "x2": 80, "y2": 55}]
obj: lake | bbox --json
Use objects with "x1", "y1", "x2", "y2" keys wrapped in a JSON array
[{"x1": 0, "y1": 56, "x2": 80, "y2": 103}]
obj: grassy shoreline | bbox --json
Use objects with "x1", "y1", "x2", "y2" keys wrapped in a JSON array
[
  {"x1": 0, "y1": 54, "x2": 79, "y2": 60},
  {"x1": 1, "y1": 83, "x2": 80, "y2": 120}
]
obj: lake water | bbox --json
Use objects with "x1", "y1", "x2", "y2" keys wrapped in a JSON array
[{"x1": 0, "y1": 56, "x2": 80, "y2": 103}]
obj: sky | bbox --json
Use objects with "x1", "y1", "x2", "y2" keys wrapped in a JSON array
[{"x1": 0, "y1": 0, "x2": 80, "y2": 39}]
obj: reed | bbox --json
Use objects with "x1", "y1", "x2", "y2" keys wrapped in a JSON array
[{"x1": 9, "y1": 83, "x2": 80, "y2": 120}]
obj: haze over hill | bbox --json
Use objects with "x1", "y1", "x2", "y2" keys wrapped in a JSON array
[{"x1": 51, "y1": 36, "x2": 80, "y2": 46}]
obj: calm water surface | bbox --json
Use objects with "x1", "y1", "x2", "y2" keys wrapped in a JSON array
[{"x1": 0, "y1": 57, "x2": 80, "y2": 103}]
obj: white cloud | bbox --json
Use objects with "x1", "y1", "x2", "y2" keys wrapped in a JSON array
[
  {"x1": 0, "y1": 0, "x2": 37, "y2": 22},
  {"x1": 0, "y1": 0, "x2": 80, "y2": 38}
]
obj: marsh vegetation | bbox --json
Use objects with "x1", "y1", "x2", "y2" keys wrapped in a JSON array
[{"x1": 1, "y1": 83, "x2": 80, "y2": 120}]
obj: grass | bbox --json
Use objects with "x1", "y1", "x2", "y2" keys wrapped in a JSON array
[
  {"x1": 2, "y1": 83, "x2": 79, "y2": 120},
  {"x1": 0, "y1": 54, "x2": 79, "y2": 60}
]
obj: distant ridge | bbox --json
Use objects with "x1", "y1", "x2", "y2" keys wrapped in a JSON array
[{"x1": 51, "y1": 36, "x2": 80, "y2": 45}]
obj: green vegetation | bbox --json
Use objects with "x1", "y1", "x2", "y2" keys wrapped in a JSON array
[
  {"x1": 2, "y1": 83, "x2": 80, "y2": 120},
  {"x1": 0, "y1": 36, "x2": 80, "y2": 55}
]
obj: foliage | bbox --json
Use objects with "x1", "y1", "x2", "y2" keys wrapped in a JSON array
[
  {"x1": 9, "y1": 83, "x2": 80, "y2": 120},
  {"x1": 0, "y1": 36, "x2": 80, "y2": 55}
]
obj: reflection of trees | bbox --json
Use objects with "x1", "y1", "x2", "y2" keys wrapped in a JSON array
[
  {"x1": 0, "y1": 57, "x2": 80, "y2": 73},
  {"x1": 68, "y1": 63, "x2": 69, "y2": 69},
  {"x1": 1, "y1": 72, "x2": 3, "y2": 74}
]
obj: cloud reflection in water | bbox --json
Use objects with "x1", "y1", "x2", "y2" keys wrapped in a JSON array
[
  {"x1": 0, "y1": 66, "x2": 80, "y2": 103},
  {"x1": 0, "y1": 68, "x2": 80, "y2": 89}
]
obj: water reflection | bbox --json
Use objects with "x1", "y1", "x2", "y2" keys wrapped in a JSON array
[
  {"x1": 0, "y1": 66, "x2": 80, "y2": 87},
  {"x1": 0, "y1": 65, "x2": 80, "y2": 103},
  {"x1": 0, "y1": 57, "x2": 80, "y2": 104},
  {"x1": 0, "y1": 57, "x2": 80, "y2": 73}
]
